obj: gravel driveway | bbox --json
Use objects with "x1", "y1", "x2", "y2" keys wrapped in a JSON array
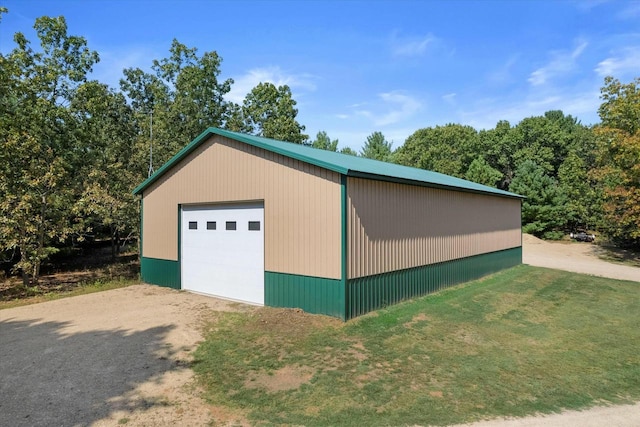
[
  {"x1": 0, "y1": 285, "x2": 253, "y2": 427},
  {"x1": 523, "y1": 234, "x2": 639, "y2": 282}
]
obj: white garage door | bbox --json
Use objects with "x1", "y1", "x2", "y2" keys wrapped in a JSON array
[{"x1": 181, "y1": 203, "x2": 264, "y2": 304}]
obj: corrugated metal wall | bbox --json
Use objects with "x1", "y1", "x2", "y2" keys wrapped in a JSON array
[
  {"x1": 142, "y1": 136, "x2": 342, "y2": 280},
  {"x1": 347, "y1": 177, "x2": 522, "y2": 279},
  {"x1": 265, "y1": 272, "x2": 345, "y2": 319},
  {"x1": 346, "y1": 247, "x2": 522, "y2": 319}
]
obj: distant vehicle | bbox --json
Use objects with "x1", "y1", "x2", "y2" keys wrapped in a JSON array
[{"x1": 570, "y1": 231, "x2": 595, "y2": 242}]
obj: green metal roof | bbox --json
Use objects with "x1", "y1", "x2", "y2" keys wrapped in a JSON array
[{"x1": 133, "y1": 127, "x2": 522, "y2": 199}]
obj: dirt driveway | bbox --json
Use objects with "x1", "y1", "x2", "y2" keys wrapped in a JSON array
[
  {"x1": 0, "y1": 285, "x2": 253, "y2": 427},
  {"x1": 523, "y1": 234, "x2": 639, "y2": 282}
]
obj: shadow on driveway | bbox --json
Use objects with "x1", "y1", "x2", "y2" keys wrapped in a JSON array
[{"x1": 0, "y1": 317, "x2": 181, "y2": 426}]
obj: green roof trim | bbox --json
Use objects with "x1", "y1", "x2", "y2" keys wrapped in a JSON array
[{"x1": 133, "y1": 127, "x2": 523, "y2": 199}]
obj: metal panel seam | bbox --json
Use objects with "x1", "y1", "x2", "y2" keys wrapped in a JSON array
[
  {"x1": 177, "y1": 203, "x2": 182, "y2": 289},
  {"x1": 341, "y1": 174, "x2": 348, "y2": 321}
]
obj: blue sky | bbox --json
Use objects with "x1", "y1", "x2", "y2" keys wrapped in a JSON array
[{"x1": 2, "y1": 1, "x2": 639, "y2": 151}]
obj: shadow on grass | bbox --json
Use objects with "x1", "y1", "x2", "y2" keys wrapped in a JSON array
[{"x1": 0, "y1": 317, "x2": 181, "y2": 426}]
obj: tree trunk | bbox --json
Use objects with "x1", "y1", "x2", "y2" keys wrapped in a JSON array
[
  {"x1": 18, "y1": 237, "x2": 33, "y2": 287},
  {"x1": 111, "y1": 225, "x2": 116, "y2": 261},
  {"x1": 20, "y1": 269, "x2": 30, "y2": 288},
  {"x1": 33, "y1": 193, "x2": 47, "y2": 285},
  {"x1": 32, "y1": 260, "x2": 40, "y2": 285}
]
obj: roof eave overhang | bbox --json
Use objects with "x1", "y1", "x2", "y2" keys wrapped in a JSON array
[
  {"x1": 345, "y1": 171, "x2": 524, "y2": 200},
  {"x1": 133, "y1": 127, "x2": 523, "y2": 200}
]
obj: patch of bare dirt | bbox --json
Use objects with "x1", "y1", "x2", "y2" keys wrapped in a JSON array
[
  {"x1": 346, "y1": 340, "x2": 368, "y2": 361},
  {"x1": 247, "y1": 306, "x2": 342, "y2": 336},
  {"x1": 404, "y1": 312, "x2": 431, "y2": 328},
  {"x1": 245, "y1": 365, "x2": 314, "y2": 392},
  {"x1": 523, "y1": 234, "x2": 640, "y2": 282}
]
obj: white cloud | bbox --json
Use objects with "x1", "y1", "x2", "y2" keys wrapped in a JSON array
[
  {"x1": 595, "y1": 47, "x2": 640, "y2": 77},
  {"x1": 528, "y1": 40, "x2": 588, "y2": 86},
  {"x1": 574, "y1": 0, "x2": 612, "y2": 12},
  {"x1": 442, "y1": 92, "x2": 457, "y2": 105},
  {"x1": 487, "y1": 55, "x2": 519, "y2": 85},
  {"x1": 458, "y1": 88, "x2": 601, "y2": 130},
  {"x1": 225, "y1": 66, "x2": 317, "y2": 104},
  {"x1": 616, "y1": 2, "x2": 640, "y2": 19},
  {"x1": 392, "y1": 34, "x2": 437, "y2": 56},
  {"x1": 374, "y1": 91, "x2": 422, "y2": 126},
  {"x1": 348, "y1": 91, "x2": 422, "y2": 127}
]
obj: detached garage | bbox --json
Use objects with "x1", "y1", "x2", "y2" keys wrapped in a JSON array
[{"x1": 134, "y1": 128, "x2": 522, "y2": 320}]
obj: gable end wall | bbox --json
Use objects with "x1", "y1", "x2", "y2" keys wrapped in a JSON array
[{"x1": 141, "y1": 135, "x2": 342, "y2": 280}]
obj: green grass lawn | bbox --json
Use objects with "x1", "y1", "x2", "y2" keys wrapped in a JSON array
[{"x1": 192, "y1": 265, "x2": 640, "y2": 426}]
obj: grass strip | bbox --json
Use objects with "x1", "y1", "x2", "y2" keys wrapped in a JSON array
[{"x1": 192, "y1": 265, "x2": 640, "y2": 426}]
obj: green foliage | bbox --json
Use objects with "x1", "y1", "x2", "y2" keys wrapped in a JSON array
[
  {"x1": 558, "y1": 151, "x2": 601, "y2": 230},
  {"x1": 510, "y1": 161, "x2": 567, "y2": 237},
  {"x1": 594, "y1": 77, "x2": 640, "y2": 247},
  {"x1": 242, "y1": 82, "x2": 308, "y2": 144},
  {"x1": 465, "y1": 156, "x2": 502, "y2": 187},
  {"x1": 0, "y1": 15, "x2": 98, "y2": 283},
  {"x1": 70, "y1": 81, "x2": 139, "y2": 258},
  {"x1": 360, "y1": 131, "x2": 392, "y2": 161},
  {"x1": 339, "y1": 147, "x2": 358, "y2": 156},
  {"x1": 120, "y1": 39, "x2": 234, "y2": 168},
  {"x1": 311, "y1": 131, "x2": 338, "y2": 151},
  {"x1": 477, "y1": 120, "x2": 517, "y2": 188},
  {"x1": 395, "y1": 124, "x2": 479, "y2": 177},
  {"x1": 0, "y1": 132, "x2": 66, "y2": 282},
  {"x1": 599, "y1": 76, "x2": 640, "y2": 135}
]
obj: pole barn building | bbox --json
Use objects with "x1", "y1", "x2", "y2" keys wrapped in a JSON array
[{"x1": 133, "y1": 128, "x2": 523, "y2": 320}]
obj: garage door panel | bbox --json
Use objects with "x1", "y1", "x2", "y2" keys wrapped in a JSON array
[{"x1": 181, "y1": 203, "x2": 264, "y2": 304}]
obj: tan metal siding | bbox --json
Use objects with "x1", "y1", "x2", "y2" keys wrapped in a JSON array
[
  {"x1": 347, "y1": 177, "x2": 521, "y2": 279},
  {"x1": 142, "y1": 136, "x2": 342, "y2": 279}
]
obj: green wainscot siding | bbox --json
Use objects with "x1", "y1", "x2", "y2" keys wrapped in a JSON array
[
  {"x1": 141, "y1": 257, "x2": 180, "y2": 289},
  {"x1": 265, "y1": 271, "x2": 345, "y2": 319},
  {"x1": 346, "y1": 246, "x2": 522, "y2": 319}
]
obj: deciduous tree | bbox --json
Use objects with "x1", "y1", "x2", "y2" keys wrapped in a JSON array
[
  {"x1": 242, "y1": 82, "x2": 308, "y2": 143},
  {"x1": 395, "y1": 124, "x2": 478, "y2": 177},
  {"x1": 71, "y1": 81, "x2": 139, "y2": 259},
  {"x1": 593, "y1": 76, "x2": 640, "y2": 246},
  {"x1": 120, "y1": 39, "x2": 234, "y2": 168},
  {"x1": 0, "y1": 15, "x2": 98, "y2": 283}
]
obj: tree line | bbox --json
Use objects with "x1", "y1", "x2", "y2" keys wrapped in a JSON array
[{"x1": 1, "y1": 13, "x2": 639, "y2": 285}]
